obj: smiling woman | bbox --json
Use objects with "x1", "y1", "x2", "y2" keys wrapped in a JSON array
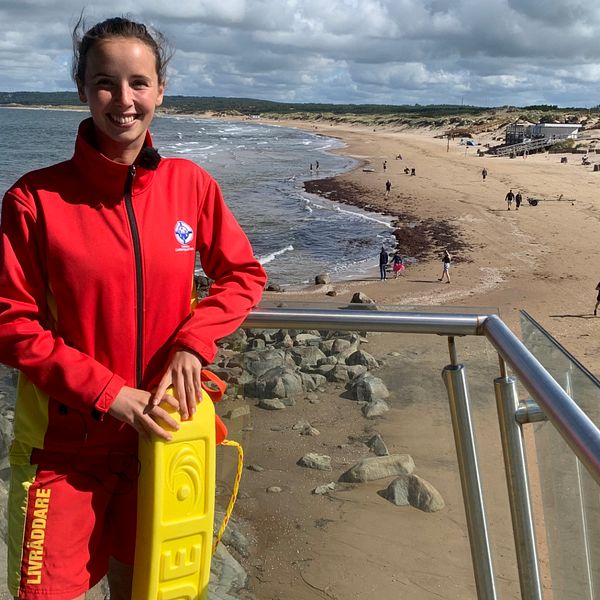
[{"x1": 0, "y1": 15, "x2": 267, "y2": 600}]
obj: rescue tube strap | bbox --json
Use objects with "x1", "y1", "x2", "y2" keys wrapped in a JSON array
[{"x1": 213, "y1": 439, "x2": 244, "y2": 554}]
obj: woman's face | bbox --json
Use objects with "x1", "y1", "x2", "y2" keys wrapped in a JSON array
[{"x1": 78, "y1": 37, "x2": 164, "y2": 164}]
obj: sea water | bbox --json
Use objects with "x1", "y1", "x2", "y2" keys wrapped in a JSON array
[{"x1": 0, "y1": 107, "x2": 395, "y2": 286}]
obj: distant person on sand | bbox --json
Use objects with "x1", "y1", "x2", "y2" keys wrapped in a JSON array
[
  {"x1": 481, "y1": 167, "x2": 488, "y2": 181},
  {"x1": 383, "y1": 160, "x2": 387, "y2": 171},
  {"x1": 309, "y1": 163, "x2": 313, "y2": 173},
  {"x1": 385, "y1": 179, "x2": 392, "y2": 197},
  {"x1": 315, "y1": 160, "x2": 320, "y2": 171},
  {"x1": 396, "y1": 153, "x2": 403, "y2": 160},
  {"x1": 505, "y1": 189, "x2": 515, "y2": 210},
  {"x1": 594, "y1": 281, "x2": 600, "y2": 316},
  {"x1": 392, "y1": 252, "x2": 405, "y2": 278},
  {"x1": 379, "y1": 247, "x2": 389, "y2": 281},
  {"x1": 515, "y1": 191, "x2": 522, "y2": 210},
  {"x1": 439, "y1": 250, "x2": 452, "y2": 283}
]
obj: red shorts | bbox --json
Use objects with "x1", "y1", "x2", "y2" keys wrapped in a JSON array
[{"x1": 8, "y1": 449, "x2": 138, "y2": 599}]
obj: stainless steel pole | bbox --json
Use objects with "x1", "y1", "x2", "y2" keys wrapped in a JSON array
[
  {"x1": 494, "y1": 376, "x2": 543, "y2": 599},
  {"x1": 443, "y1": 363, "x2": 497, "y2": 600}
]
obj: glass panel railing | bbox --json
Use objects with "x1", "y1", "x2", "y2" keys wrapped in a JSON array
[
  {"x1": 520, "y1": 311, "x2": 600, "y2": 599},
  {"x1": 214, "y1": 305, "x2": 518, "y2": 599}
]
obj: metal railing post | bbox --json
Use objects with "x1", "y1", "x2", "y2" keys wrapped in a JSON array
[
  {"x1": 494, "y1": 375, "x2": 543, "y2": 599},
  {"x1": 442, "y1": 357, "x2": 498, "y2": 600}
]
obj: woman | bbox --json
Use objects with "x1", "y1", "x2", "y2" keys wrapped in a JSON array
[
  {"x1": 392, "y1": 252, "x2": 405, "y2": 278},
  {"x1": 439, "y1": 249, "x2": 452, "y2": 283},
  {"x1": 0, "y1": 17, "x2": 266, "y2": 599}
]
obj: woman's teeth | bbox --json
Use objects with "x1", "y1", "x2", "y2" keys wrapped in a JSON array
[{"x1": 110, "y1": 115, "x2": 137, "y2": 124}]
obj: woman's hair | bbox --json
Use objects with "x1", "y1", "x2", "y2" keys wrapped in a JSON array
[{"x1": 72, "y1": 15, "x2": 172, "y2": 85}]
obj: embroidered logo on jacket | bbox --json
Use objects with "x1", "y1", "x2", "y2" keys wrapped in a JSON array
[{"x1": 174, "y1": 221, "x2": 194, "y2": 252}]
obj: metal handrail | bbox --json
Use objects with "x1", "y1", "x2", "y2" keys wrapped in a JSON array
[{"x1": 244, "y1": 306, "x2": 600, "y2": 486}]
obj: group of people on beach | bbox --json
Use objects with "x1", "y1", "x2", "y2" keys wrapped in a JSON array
[
  {"x1": 505, "y1": 188, "x2": 523, "y2": 210},
  {"x1": 378, "y1": 247, "x2": 405, "y2": 281},
  {"x1": 379, "y1": 247, "x2": 452, "y2": 283}
]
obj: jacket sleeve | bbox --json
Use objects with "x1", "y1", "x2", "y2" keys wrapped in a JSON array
[
  {"x1": 0, "y1": 189, "x2": 125, "y2": 412},
  {"x1": 173, "y1": 177, "x2": 267, "y2": 364}
]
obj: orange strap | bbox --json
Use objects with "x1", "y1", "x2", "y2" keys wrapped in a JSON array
[
  {"x1": 201, "y1": 370, "x2": 228, "y2": 445},
  {"x1": 201, "y1": 369, "x2": 227, "y2": 402}
]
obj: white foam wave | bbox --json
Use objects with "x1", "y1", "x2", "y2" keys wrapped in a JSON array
[{"x1": 259, "y1": 245, "x2": 294, "y2": 265}]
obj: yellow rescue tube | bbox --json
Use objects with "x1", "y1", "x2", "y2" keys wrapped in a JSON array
[{"x1": 132, "y1": 388, "x2": 216, "y2": 600}]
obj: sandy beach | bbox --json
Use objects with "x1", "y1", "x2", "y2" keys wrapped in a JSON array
[{"x1": 216, "y1": 116, "x2": 600, "y2": 599}]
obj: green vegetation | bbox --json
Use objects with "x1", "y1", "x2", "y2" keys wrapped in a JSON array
[
  {"x1": 0, "y1": 90, "x2": 488, "y2": 117},
  {"x1": 2, "y1": 91, "x2": 599, "y2": 134}
]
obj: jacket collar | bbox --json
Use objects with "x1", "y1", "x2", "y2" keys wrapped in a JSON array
[{"x1": 71, "y1": 118, "x2": 157, "y2": 202}]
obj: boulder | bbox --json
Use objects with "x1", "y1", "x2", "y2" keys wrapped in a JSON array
[
  {"x1": 290, "y1": 346, "x2": 327, "y2": 368},
  {"x1": 257, "y1": 399, "x2": 286, "y2": 410},
  {"x1": 383, "y1": 474, "x2": 445, "y2": 512},
  {"x1": 367, "y1": 434, "x2": 389, "y2": 456},
  {"x1": 315, "y1": 273, "x2": 331, "y2": 285},
  {"x1": 346, "y1": 350, "x2": 379, "y2": 369},
  {"x1": 298, "y1": 453, "x2": 332, "y2": 471},
  {"x1": 339, "y1": 454, "x2": 415, "y2": 483},
  {"x1": 247, "y1": 366, "x2": 304, "y2": 401},
  {"x1": 348, "y1": 374, "x2": 390, "y2": 402}
]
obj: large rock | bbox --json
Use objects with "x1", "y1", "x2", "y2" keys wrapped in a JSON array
[
  {"x1": 339, "y1": 454, "x2": 415, "y2": 483},
  {"x1": 238, "y1": 349, "x2": 295, "y2": 378},
  {"x1": 315, "y1": 273, "x2": 331, "y2": 285},
  {"x1": 214, "y1": 511, "x2": 251, "y2": 558},
  {"x1": 247, "y1": 366, "x2": 304, "y2": 401},
  {"x1": 348, "y1": 373, "x2": 390, "y2": 402},
  {"x1": 298, "y1": 453, "x2": 332, "y2": 471},
  {"x1": 383, "y1": 474, "x2": 445, "y2": 512},
  {"x1": 290, "y1": 346, "x2": 327, "y2": 368},
  {"x1": 367, "y1": 434, "x2": 389, "y2": 456},
  {"x1": 346, "y1": 350, "x2": 379, "y2": 369},
  {"x1": 209, "y1": 542, "x2": 249, "y2": 598}
]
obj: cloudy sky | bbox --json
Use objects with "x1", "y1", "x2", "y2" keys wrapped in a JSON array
[{"x1": 2, "y1": 0, "x2": 600, "y2": 107}]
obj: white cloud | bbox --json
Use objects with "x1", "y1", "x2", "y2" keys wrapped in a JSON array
[{"x1": 2, "y1": 0, "x2": 600, "y2": 105}]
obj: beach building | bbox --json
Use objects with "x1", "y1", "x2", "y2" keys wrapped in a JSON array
[
  {"x1": 505, "y1": 121, "x2": 582, "y2": 145},
  {"x1": 530, "y1": 122, "x2": 582, "y2": 140},
  {"x1": 505, "y1": 120, "x2": 534, "y2": 145}
]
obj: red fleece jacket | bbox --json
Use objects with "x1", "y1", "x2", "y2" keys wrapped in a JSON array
[{"x1": 0, "y1": 118, "x2": 266, "y2": 458}]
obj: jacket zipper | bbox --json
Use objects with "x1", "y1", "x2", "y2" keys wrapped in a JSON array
[{"x1": 124, "y1": 165, "x2": 144, "y2": 388}]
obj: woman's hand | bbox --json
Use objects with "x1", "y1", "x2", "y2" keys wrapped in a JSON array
[
  {"x1": 108, "y1": 385, "x2": 180, "y2": 441},
  {"x1": 153, "y1": 349, "x2": 203, "y2": 420}
]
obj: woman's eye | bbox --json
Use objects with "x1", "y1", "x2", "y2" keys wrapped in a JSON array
[{"x1": 132, "y1": 80, "x2": 149, "y2": 88}]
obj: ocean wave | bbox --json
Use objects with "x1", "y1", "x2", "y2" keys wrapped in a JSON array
[{"x1": 259, "y1": 245, "x2": 294, "y2": 265}]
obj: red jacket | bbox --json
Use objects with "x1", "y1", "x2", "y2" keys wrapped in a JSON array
[{"x1": 0, "y1": 118, "x2": 266, "y2": 461}]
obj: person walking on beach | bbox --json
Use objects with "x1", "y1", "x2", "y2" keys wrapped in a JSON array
[
  {"x1": 385, "y1": 179, "x2": 392, "y2": 197},
  {"x1": 392, "y1": 252, "x2": 405, "y2": 278},
  {"x1": 379, "y1": 247, "x2": 389, "y2": 281},
  {"x1": 439, "y1": 250, "x2": 452, "y2": 283},
  {"x1": 383, "y1": 160, "x2": 387, "y2": 172},
  {"x1": 481, "y1": 167, "x2": 488, "y2": 181},
  {"x1": 594, "y1": 281, "x2": 600, "y2": 316},
  {"x1": 515, "y1": 191, "x2": 522, "y2": 210},
  {"x1": 505, "y1": 189, "x2": 515, "y2": 210},
  {"x1": 315, "y1": 160, "x2": 319, "y2": 171},
  {"x1": 0, "y1": 16, "x2": 267, "y2": 599}
]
